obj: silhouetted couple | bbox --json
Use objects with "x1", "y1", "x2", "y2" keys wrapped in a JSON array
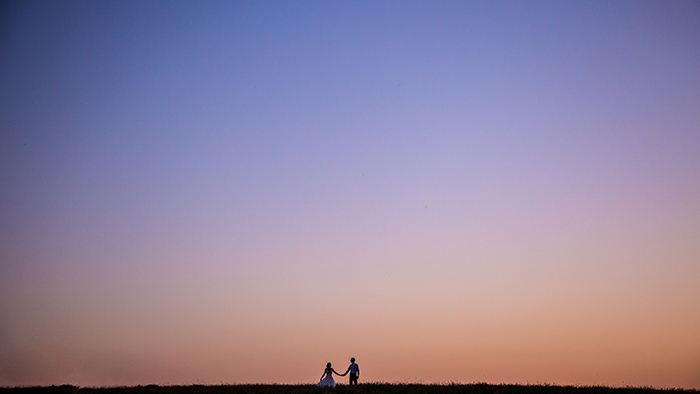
[{"x1": 317, "y1": 357, "x2": 360, "y2": 387}]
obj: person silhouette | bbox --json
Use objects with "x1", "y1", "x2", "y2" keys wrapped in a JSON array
[
  {"x1": 317, "y1": 362, "x2": 341, "y2": 387},
  {"x1": 340, "y1": 357, "x2": 360, "y2": 386}
]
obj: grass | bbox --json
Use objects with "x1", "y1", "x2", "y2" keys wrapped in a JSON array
[{"x1": 1, "y1": 383, "x2": 698, "y2": 394}]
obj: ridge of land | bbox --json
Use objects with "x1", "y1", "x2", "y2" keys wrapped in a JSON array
[{"x1": 2, "y1": 383, "x2": 697, "y2": 394}]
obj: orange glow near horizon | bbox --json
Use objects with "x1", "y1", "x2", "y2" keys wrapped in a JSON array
[{"x1": 3, "y1": 249, "x2": 698, "y2": 388}]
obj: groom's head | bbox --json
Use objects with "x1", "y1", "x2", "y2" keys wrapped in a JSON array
[{"x1": 351, "y1": 358, "x2": 355, "y2": 363}]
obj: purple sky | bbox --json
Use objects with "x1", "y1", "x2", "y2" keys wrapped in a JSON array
[{"x1": 1, "y1": 0, "x2": 699, "y2": 388}]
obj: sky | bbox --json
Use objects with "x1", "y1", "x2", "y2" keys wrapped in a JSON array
[{"x1": 1, "y1": 0, "x2": 699, "y2": 389}]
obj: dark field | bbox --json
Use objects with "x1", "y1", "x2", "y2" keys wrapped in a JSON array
[{"x1": 1, "y1": 384, "x2": 697, "y2": 394}]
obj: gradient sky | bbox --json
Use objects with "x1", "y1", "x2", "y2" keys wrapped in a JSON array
[{"x1": 1, "y1": 0, "x2": 699, "y2": 389}]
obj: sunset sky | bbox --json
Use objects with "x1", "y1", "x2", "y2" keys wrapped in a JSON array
[{"x1": 1, "y1": 0, "x2": 699, "y2": 389}]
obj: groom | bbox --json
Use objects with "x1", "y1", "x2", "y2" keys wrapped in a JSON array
[{"x1": 341, "y1": 357, "x2": 360, "y2": 385}]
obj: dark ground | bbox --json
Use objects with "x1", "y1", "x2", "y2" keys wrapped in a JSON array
[{"x1": 1, "y1": 384, "x2": 697, "y2": 394}]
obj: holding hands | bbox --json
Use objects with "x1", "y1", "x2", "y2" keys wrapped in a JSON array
[{"x1": 317, "y1": 358, "x2": 360, "y2": 388}]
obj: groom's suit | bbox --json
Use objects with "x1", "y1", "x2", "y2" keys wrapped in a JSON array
[{"x1": 346, "y1": 361, "x2": 359, "y2": 385}]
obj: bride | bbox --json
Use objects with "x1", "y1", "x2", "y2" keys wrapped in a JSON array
[{"x1": 317, "y1": 362, "x2": 341, "y2": 387}]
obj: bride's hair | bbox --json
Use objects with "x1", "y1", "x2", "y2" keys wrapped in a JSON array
[{"x1": 326, "y1": 362, "x2": 332, "y2": 368}]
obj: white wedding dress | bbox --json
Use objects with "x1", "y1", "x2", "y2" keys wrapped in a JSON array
[{"x1": 317, "y1": 368, "x2": 336, "y2": 387}]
